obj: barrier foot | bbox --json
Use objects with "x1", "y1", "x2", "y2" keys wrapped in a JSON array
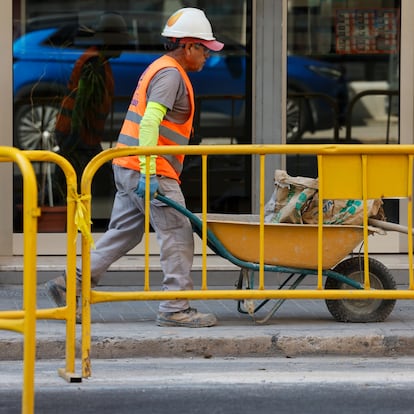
[{"x1": 58, "y1": 367, "x2": 82, "y2": 383}]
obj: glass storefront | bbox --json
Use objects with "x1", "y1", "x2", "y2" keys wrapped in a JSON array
[
  {"x1": 286, "y1": 0, "x2": 400, "y2": 147},
  {"x1": 12, "y1": 0, "x2": 401, "y2": 232},
  {"x1": 12, "y1": 0, "x2": 252, "y2": 232},
  {"x1": 285, "y1": 0, "x2": 401, "y2": 222}
]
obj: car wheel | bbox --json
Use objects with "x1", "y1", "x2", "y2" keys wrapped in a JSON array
[
  {"x1": 286, "y1": 90, "x2": 311, "y2": 142},
  {"x1": 14, "y1": 100, "x2": 59, "y2": 150}
]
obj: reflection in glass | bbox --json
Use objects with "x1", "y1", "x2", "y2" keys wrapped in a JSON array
[
  {"x1": 12, "y1": 1, "x2": 251, "y2": 232},
  {"x1": 286, "y1": 0, "x2": 401, "y2": 224},
  {"x1": 287, "y1": 0, "x2": 400, "y2": 151}
]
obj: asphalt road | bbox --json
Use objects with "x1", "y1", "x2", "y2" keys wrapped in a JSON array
[
  {"x1": 3, "y1": 384, "x2": 414, "y2": 414},
  {"x1": 2, "y1": 356, "x2": 414, "y2": 413}
]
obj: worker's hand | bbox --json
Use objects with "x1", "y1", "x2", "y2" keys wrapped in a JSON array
[{"x1": 135, "y1": 174, "x2": 159, "y2": 200}]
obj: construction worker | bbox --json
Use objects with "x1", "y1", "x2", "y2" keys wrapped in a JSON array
[{"x1": 46, "y1": 8, "x2": 224, "y2": 328}]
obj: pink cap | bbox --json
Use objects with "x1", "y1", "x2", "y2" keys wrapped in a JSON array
[{"x1": 180, "y1": 37, "x2": 224, "y2": 51}]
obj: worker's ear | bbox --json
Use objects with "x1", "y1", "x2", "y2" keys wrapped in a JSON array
[{"x1": 183, "y1": 42, "x2": 192, "y2": 55}]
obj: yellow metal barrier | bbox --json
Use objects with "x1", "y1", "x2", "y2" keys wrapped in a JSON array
[
  {"x1": 79, "y1": 144, "x2": 414, "y2": 378},
  {"x1": 24, "y1": 150, "x2": 82, "y2": 383},
  {"x1": 0, "y1": 151, "x2": 81, "y2": 386},
  {"x1": 0, "y1": 147, "x2": 38, "y2": 414}
]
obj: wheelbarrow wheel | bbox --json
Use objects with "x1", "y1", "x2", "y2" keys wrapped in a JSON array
[{"x1": 325, "y1": 257, "x2": 396, "y2": 323}]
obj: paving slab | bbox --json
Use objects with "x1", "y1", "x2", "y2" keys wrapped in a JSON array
[{"x1": 1, "y1": 285, "x2": 414, "y2": 360}]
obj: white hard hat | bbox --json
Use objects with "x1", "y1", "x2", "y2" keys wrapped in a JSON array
[{"x1": 161, "y1": 8, "x2": 224, "y2": 51}]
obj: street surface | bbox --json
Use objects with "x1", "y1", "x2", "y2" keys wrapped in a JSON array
[{"x1": 2, "y1": 356, "x2": 414, "y2": 413}]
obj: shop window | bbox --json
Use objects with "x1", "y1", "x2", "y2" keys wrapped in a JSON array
[
  {"x1": 12, "y1": 0, "x2": 252, "y2": 232},
  {"x1": 286, "y1": 0, "x2": 401, "y2": 223}
]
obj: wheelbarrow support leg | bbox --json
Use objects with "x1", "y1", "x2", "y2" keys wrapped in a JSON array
[
  {"x1": 256, "y1": 273, "x2": 308, "y2": 324},
  {"x1": 236, "y1": 268, "x2": 309, "y2": 322},
  {"x1": 237, "y1": 268, "x2": 258, "y2": 316}
]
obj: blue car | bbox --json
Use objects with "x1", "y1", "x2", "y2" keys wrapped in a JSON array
[{"x1": 13, "y1": 24, "x2": 348, "y2": 150}]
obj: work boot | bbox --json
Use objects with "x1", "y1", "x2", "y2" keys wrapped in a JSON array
[
  {"x1": 45, "y1": 275, "x2": 81, "y2": 323},
  {"x1": 156, "y1": 307, "x2": 217, "y2": 328}
]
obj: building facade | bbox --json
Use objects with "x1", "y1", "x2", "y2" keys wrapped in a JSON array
[{"x1": 1, "y1": 0, "x2": 412, "y2": 255}]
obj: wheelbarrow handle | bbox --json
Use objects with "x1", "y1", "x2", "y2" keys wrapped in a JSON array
[
  {"x1": 155, "y1": 192, "x2": 257, "y2": 268},
  {"x1": 368, "y1": 218, "x2": 412, "y2": 235},
  {"x1": 155, "y1": 192, "x2": 199, "y2": 222}
]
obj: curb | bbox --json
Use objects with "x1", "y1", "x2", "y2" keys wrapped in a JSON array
[{"x1": 2, "y1": 333, "x2": 414, "y2": 361}]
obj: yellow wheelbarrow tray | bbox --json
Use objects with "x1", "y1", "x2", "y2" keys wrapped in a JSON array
[
  {"x1": 199, "y1": 213, "x2": 384, "y2": 270},
  {"x1": 156, "y1": 194, "x2": 397, "y2": 323}
]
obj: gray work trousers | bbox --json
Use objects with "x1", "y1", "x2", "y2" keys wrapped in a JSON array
[{"x1": 76, "y1": 164, "x2": 194, "y2": 313}]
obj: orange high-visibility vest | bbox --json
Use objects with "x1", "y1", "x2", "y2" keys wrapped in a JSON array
[
  {"x1": 113, "y1": 55, "x2": 195, "y2": 182},
  {"x1": 55, "y1": 47, "x2": 114, "y2": 146}
]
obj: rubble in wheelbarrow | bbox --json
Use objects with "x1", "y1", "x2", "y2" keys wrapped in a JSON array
[{"x1": 264, "y1": 169, "x2": 385, "y2": 226}]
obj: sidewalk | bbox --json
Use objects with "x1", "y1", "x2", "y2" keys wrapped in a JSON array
[{"x1": 1, "y1": 283, "x2": 414, "y2": 361}]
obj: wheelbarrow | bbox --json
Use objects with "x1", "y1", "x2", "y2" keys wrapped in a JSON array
[{"x1": 156, "y1": 194, "x2": 397, "y2": 324}]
